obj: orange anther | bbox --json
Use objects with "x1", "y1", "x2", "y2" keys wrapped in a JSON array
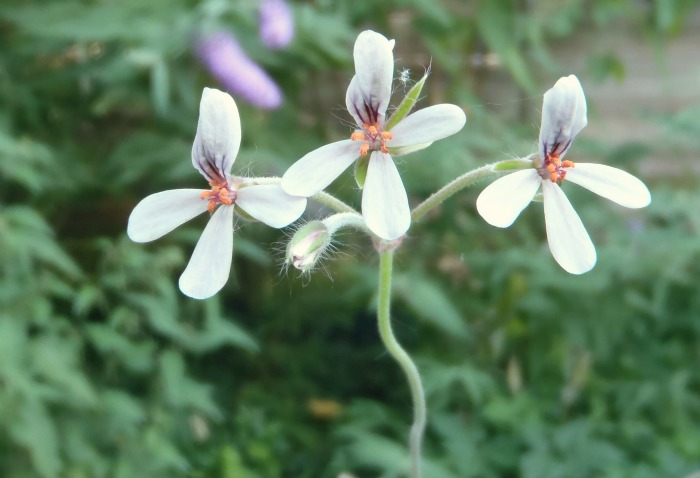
[
  {"x1": 380, "y1": 131, "x2": 393, "y2": 140},
  {"x1": 351, "y1": 131, "x2": 366, "y2": 141},
  {"x1": 368, "y1": 125, "x2": 379, "y2": 136},
  {"x1": 220, "y1": 189, "x2": 229, "y2": 197},
  {"x1": 200, "y1": 191, "x2": 214, "y2": 199},
  {"x1": 560, "y1": 171, "x2": 567, "y2": 181},
  {"x1": 381, "y1": 142, "x2": 390, "y2": 153},
  {"x1": 562, "y1": 160, "x2": 574, "y2": 168},
  {"x1": 546, "y1": 163, "x2": 556, "y2": 173},
  {"x1": 550, "y1": 172, "x2": 558, "y2": 182},
  {"x1": 220, "y1": 196, "x2": 233, "y2": 205},
  {"x1": 207, "y1": 200, "x2": 216, "y2": 213},
  {"x1": 359, "y1": 143, "x2": 369, "y2": 157},
  {"x1": 209, "y1": 180, "x2": 219, "y2": 187}
]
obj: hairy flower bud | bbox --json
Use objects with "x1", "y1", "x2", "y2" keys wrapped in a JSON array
[{"x1": 286, "y1": 221, "x2": 330, "y2": 273}]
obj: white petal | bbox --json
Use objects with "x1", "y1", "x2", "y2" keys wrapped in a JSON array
[
  {"x1": 191, "y1": 88, "x2": 241, "y2": 182},
  {"x1": 564, "y1": 163, "x2": 651, "y2": 208},
  {"x1": 127, "y1": 189, "x2": 208, "y2": 243},
  {"x1": 362, "y1": 152, "x2": 410, "y2": 240},
  {"x1": 389, "y1": 104, "x2": 467, "y2": 147},
  {"x1": 476, "y1": 169, "x2": 541, "y2": 228},
  {"x1": 348, "y1": 30, "x2": 394, "y2": 126},
  {"x1": 281, "y1": 140, "x2": 359, "y2": 196},
  {"x1": 236, "y1": 184, "x2": 306, "y2": 228},
  {"x1": 542, "y1": 181, "x2": 596, "y2": 274},
  {"x1": 538, "y1": 75, "x2": 587, "y2": 159},
  {"x1": 179, "y1": 205, "x2": 234, "y2": 299}
]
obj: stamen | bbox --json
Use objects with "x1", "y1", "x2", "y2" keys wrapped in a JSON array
[
  {"x1": 541, "y1": 152, "x2": 575, "y2": 183},
  {"x1": 353, "y1": 123, "x2": 393, "y2": 157},
  {"x1": 201, "y1": 180, "x2": 236, "y2": 211}
]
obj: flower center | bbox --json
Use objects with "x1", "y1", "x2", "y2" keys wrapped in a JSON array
[
  {"x1": 350, "y1": 122, "x2": 393, "y2": 156},
  {"x1": 538, "y1": 153, "x2": 575, "y2": 183},
  {"x1": 200, "y1": 180, "x2": 237, "y2": 212}
]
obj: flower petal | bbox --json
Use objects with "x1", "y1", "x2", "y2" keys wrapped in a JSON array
[
  {"x1": 236, "y1": 184, "x2": 306, "y2": 228},
  {"x1": 538, "y1": 75, "x2": 587, "y2": 159},
  {"x1": 476, "y1": 169, "x2": 541, "y2": 228},
  {"x1": 542, "y1": 181, "x2": 596, "y2": 274},
  {"x1": 362, "y1": 152, "x2": 410, "y2": 240},
  {"x1": 564, "y1": 163, "x2": 651, "y2": 208},
  {"x1": 192, "y1": 87, "x2": 241, "y2": 182},
  {"x1": 389, "y1": 104, "x2": 467, "y2": 147},
  {"x1": 127, "y1": 189, "x2": 208, "y2": 243},
  {"x1": 179, "y1": 205, "x2": 234, "y2": 299},
  {"x1": 281, "y1": 139, "x2": 359, "y2": 196},
  {"x1": 346, "y1": 30, "x2": 394, "y2": 126}
]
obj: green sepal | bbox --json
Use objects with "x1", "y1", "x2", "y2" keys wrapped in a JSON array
[
  {"x1": 354, "y1": 155, "x2": 369, "y2": 188},
  {"x1": 493, "y1": 159, "x2": 534, "y2": 171},
  {"x1": 531, "y1": 192, "x2": 544, "y2": 203},
  {"x1": 385, "y1": 70, "x2": 429, "y2": 131}
]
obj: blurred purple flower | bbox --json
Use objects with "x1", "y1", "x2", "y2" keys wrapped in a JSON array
[
  {"x1": 196, "y1": 31, "x2": 282, "y2": 110},
  {"x1": 259, "y1": 0, "x2": 294, "y2": 49}
]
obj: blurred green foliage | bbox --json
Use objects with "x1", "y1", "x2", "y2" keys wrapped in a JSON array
[{"x1": 1, "y1": 0, "x2": 700, "y2": 477}]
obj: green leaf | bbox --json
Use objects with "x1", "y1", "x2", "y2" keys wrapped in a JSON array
[{"x1": 393, "y1": 272, "x2": 470, "y2": 339}]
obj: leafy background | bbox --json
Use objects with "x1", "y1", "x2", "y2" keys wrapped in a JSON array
[{"x1": 1, "y1": 0, "x2": 700, "y2": 477}]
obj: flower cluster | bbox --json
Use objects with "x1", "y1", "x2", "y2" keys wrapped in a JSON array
[{"x1": 129, "y1": 30, "x2": 651, "y2": 298}]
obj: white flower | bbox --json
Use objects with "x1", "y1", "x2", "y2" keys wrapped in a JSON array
[
  {"x1": 476, "y1": 75, "x2": 651, "y2": 274},
  {"x1": 128, "y1": 88, "x2": 306, "y2": 299},
  {"x1": 281, "y1": 30, "x2": 466, "y2": 240}
]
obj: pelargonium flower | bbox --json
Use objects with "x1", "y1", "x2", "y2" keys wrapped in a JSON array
[
  {"x1": 196, "y1": 31, "x2": 283, "y2": 109},
  {"x1": 281, "y1": 30, "x2": 466, "y2": 240},
  {"x1": 476, "y1": 75, "x2": 651, "y2": 274},
  {"x1": 259, "y1": 0, "x2": 294, "y2": 49},
  {"x1": 128, "y1": 88, "x2": 306, "y2": 299}
]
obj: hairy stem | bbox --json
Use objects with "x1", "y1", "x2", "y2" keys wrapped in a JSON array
[
  {"x1": 311, "y1": 191, "x2": 357, "y2": 214},
  {"x1": 411, "y1": 159, "x2": 532, "y2": 223},
  {"x1": 377, "y1": 250, "x2": 426, "y2": 478}
]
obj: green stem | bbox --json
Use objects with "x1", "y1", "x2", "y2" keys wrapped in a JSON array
[
  {"x1": 311, "y1": 191, "x2": 357, "y2": 214},
  {"x1": 410, "y1": 159, "x2": 532, "y2": 223},
  {"x1": 377, "y1": 250, "x2": 426, "y2": 478}
]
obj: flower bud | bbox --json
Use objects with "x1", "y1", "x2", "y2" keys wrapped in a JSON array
[
  {"x1": 286, "y1": 221, "x2": 330, "y2": 273},
  {"x1": 259, "y1": 0, "x2": 294, "y2": 49},
  {"x1": 195, "y1": 31, "x2": 283, "y2": 110}
]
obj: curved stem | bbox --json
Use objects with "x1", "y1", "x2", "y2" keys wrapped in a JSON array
[
  {"x1": 312, "y1": 191, "x2": 357, "y2": 214},
  {"x1": 410, "y1": 159, "x2": 532, "y2": 223},
  {"x1": 377, "y1": 250, "x2": 426, "y2": 478}
]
